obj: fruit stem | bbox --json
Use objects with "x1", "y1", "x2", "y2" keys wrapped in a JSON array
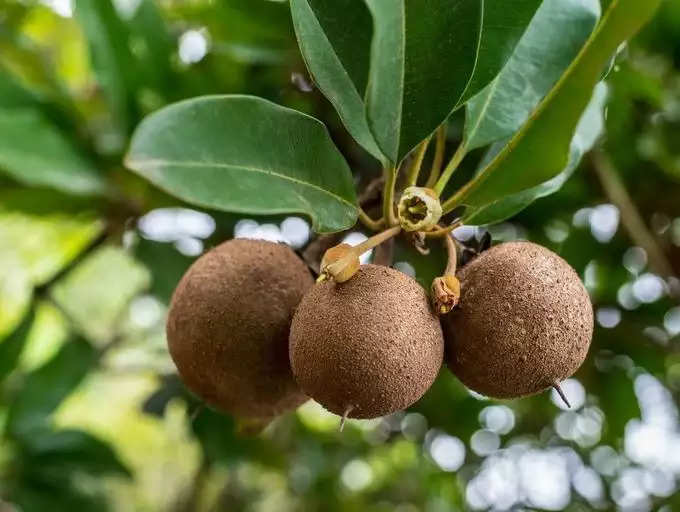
[
  {"x1": 433, "y1": 141, "x2": 467, "y2": 196},
  {"x1": 383, "y1": 165, "x2": 398, "y2": 226},
  {"x1": 405, "y1": 137, "x2": 431, "y2": 187},
  {"x1": 320, "y1": 226, "x2": 402, "y2": 282},
  {"x1": 431, "y1": 233, "x2": 461, "y2": 315},
  {"x1": 358, "y1": 207, "x2": 385, "y2": 231},
  {"x1": 425, "y1": 124, "x2": 448, "y2": 189},
  {"x1": 553, "y1": 382, "x2": 571, "y2": 408},
  {"x1": 424, "y1": 221, "x2": 462, "y2": 238},
  {"x1": 443, "y1": 233, "x2": 458, "y2": 276},
  {"x1": 354, "y1": 225, "x2": 402, "y2": 255}
]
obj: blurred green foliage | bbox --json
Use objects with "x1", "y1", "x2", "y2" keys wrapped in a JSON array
[{"x1": 0, "y1": 1, "x2": 679, "y2": 511}]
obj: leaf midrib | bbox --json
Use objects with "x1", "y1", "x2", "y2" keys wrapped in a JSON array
[
  {"x1": 456, "y1": 0, "x2": 485, "y2": 108},
  {"x1": 464, "y1": 74, "x2": 501, "y2": 148},
  {"x1": 301, "y1": 0, "x2": 364, "y2": 109},
  {"x1": 294, "y1": 0, "x2": 383, "y2": 162},
  {"x1": 127, "y1": 157, "x2": 357, "y2": 209},
  {"x1": 396, "y1": 1, "x2": 406, "y2": 159},
  {"x1": 455, "y1": 0, "x2": 623, "y2": 207}
]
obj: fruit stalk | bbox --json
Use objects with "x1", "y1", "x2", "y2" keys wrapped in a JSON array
[
  {"x1": 383, "y1": 165, "x2": 398, "y2": 226},
  {"x1": 319, "y1": 226, "x2": 402, "y2": 283},
  {"x1": 425, "y1": 124, "x2": 448, "y2": 189},
  {"x1": 423, "y1": 221, "x2": 462, "y2": 238},
  {"x1": 433, "y1": 141, "x2": 467, "y2": 196},
  {"x1": 431, "y1": 233, "x2": 461, "y2": 315},
  {"x1": 405, "y1": 137, "x2": 431, "y2": 187},
  {"x1": 358, "y1": 207, "x2": 385, "y2": 231}
]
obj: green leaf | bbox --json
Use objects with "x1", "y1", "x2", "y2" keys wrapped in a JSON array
[
  {"x1": 391, "y1": 241, "x2": 447, "y2": 291},
  {"x1": 192, "y1": 407, "x2": 278, "y2": 466},
  {"x1": 126, "y1": 95, "x2": 359, "y2": 233},
  {"x1": 7, "y1": 336, "x2": 95, "y2": 438},
  {"x1": 50, "y1": 246, "x2": 151, "y2": 344},
  {"x1": 0, "y1": 64, "x2": 79, "y2": 136},
  {"x1": 290, "y1": 0, "x2": 384, "y2": 162},
  {"x1": 128, "y1": 0, "x2": 176, "y2": 98},
  {"x1": 364, "y1": 0, "x2": 481, "y2": 164},
  {"x1": 0, "y1": 108, "x2": 107, "y2": 195},
  {"x1": 0, "y1": 192, "x2": 104, "y2": 285},
  {"x1": 217, "y1": 0, "x2": 295, "y2": 47},
  {"x1": 464, "y1": 0, "x2": 600, "y2": 151},
  {"x1": 22, "y1": 429, "x2": 130, "y2": 478},
  {"x1": 457, "y1": 0, "x2": 543, "y2": 105},
  {"x1": 10, "y1": 483, "x2": 110, "y2": 512},
  {"x1": 0, "y1": 28, "x2": 66, "y2": 103},
  {"x1": 17, "y1": 301, "x2": 70, "y2": 373},
  {"x1": 74, "y1": 0, "x2": 138, "y2": 133},
  {"x1": 0, "y1": 306, "x2": 35, "y2": 382},
  {"x1": 0, "y1": 67, "x2": 40, "y2": 109},
  {"x1": 466, "y1": 82, "x2": 608, "y2": 225},
  {"x1": 0, "y1": 253, "x2": 32, "y2": 339},
  {"x1": 448, "y1": 0, "x2": 662, "y2": 216}
]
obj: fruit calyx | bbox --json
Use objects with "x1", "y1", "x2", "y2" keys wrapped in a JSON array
[
  {"x1": 431, "y1": 232, "x2": 460, "y2": 315},
  {"x1": 319, "y1": 243, "x2": 360, "y2": 283},
  {"x1": 319, "y1": 226, "x2": 401, "y2": 283},
  {"x1": 397, "y1": 186, "x2": 443, "y2": 232},
  {"x1": 432, "y1": 275, "x2": 461, "y2": 314}
]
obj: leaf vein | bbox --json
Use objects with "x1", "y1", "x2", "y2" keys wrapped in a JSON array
[{"x1": 127, "y1": 158, "x2": 358, "y2": 209}]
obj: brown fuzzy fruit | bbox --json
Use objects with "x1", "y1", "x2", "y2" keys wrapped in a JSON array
[
  {"x1": 289, "y1": 264, "x2": 444, "y2": 419},
  {"x1": 442, "y1": 241, "x2": 593, "y2": 399},
  {"x1": 166, "y1": 239, "x2": 312, "y2": 418}
]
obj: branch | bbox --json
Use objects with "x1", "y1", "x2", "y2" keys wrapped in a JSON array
[
  {"x1": 591, "y1": 150, "x2": 676, "y2": 281},
  {"x1": 33, "y1": 229, "x2": 109, "y2": 295}
]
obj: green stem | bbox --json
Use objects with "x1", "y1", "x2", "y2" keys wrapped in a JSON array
[
  {"x1": 425, "y1": 124, "x2": 448, "y2": 189},
  {"x1": 354, "y1": 225, "x2": 402, "y2": 255},
  {"x1": 405, "y1": 137, "x2": 431, "y2": 187},
  {"x1": 358, "y1": 208, "x2": 385, "y2": 231},
  {"x1": 383, "y1": 165, "x2": 398, "y2": 226},
  {"x1": 440, "y1": 181, "x2": 470, "y2": 214},
  {"x1": 424, "y1": 220, "x2": 462, "y2": 238},
  {"x1": 321, "y1": 226, "x2": 401, "y2": 282},
  {"x1": 443, "y1": 233, "x2": 458, "y2": 276},
  {"x1": 433, "y1": 142, "x2": 467, "y2": 196}
]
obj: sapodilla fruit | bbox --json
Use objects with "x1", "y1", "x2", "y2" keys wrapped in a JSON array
[
  {"x1": 290, "y1": 264, "x2": 444, "y2": 419},
  {"x1": 167, "y1": 239, "x2": 312, "y2": 418},
  {"x1": 442, "y1": 241, "x2": 593, "y2": 399}
]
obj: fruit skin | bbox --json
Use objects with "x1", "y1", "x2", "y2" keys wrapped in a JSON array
[
  {"x1": 442, "y1": 241, "x2": 593, "y2": 399},
  {"x1": 166, "y1": 239, "x2": 312, "y2": 418},
  {"x1": 289, "y1": 264, "x2": 444, "y2": 419}
]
